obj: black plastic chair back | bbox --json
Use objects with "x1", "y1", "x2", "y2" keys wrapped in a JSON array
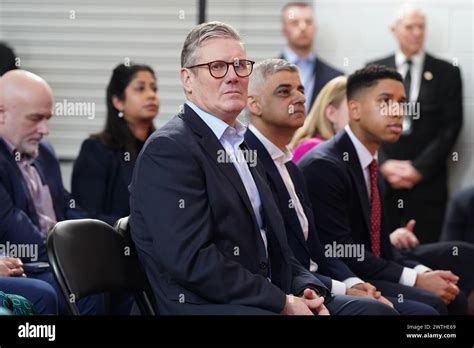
[{"x1": 47, "y1": 219, "x2": 155, "y2": 315}]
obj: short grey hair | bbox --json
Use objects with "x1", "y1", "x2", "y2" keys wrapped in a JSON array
[
  {"x1": 181, "y1": 21, "x2": 243, "y2": 68},
  {"x1": 248, "y1": 58, "x2": 298, "y2": 96},
  {"x1": 393, "y1": 2, "x2": 425, "y2": 26}
]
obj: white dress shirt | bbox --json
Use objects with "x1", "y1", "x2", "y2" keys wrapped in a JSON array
[
  {"x1": 345, "y1": 125, "x2": 430, "y2": 286},
  {"x1": 395, "y1": 49, "x2": 425, "y2": 103},
  {"x1": 250, "y1": 125, "x2": 363, "y2": 294},
  {"x1": 187, "y1": 102, "x2": 268, "y2": 255},
  {"x1": 395, "y1": 50, "x2": 425, "y2": 134}
]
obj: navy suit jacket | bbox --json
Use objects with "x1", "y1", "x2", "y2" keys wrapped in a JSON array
[
  {"x1": 280, "y1": 54, "x2": 343, "y2": 111},
  {"x1": 298, "y1": 130, "x2": 420, "y2": 283},
  {"x1": 72, "y1": 138, "x2": 136, "y2": 225},
  {"x1": 245, "y1": 130, "x2": 357, "y2": 290},
  {"x1": 129, "y1": 104, "x2": 328, "y2": 315},
  {"x1": 0, "y1": 138, "x2": 87, "y2": 262}
]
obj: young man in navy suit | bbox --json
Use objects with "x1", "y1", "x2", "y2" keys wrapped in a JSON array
[
  {"x1": 245, "y1": 58, "x2": 437, "y2": 315},
  {"x1": 298, "y1": 65, "x2": 468, "y2": 315}
]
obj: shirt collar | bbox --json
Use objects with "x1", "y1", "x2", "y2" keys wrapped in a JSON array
[
  {"x1": 395, "y1": 49, "x2": 425, "y2": 69},
  {"x1": 1, "y1": 137, "x2": 37, "y2": 164},
  {"x1": 2, "y1": 137, "x2": 16, "y2": 155},
  {"x1": 249, "y1": 124, "x2": 293, "y2": 164},
  {"x1": 344, "y1": 125, "x2": 377, "y2": 170},
  {"x1": 186, "y1": 101, "x2": 247, "y2": 141},
  {"x1": 283, "y1": 47, "x2": 316, "y2": 65}
]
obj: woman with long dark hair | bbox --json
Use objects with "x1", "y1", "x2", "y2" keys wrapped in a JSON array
[{"x1": 72, "y1": 63, "x2": 159, "y2": 225}]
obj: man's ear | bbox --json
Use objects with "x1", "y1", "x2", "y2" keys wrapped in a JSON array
[
  {"x1": 180, "y1": 68, "x2": 193, "y2": 95},
  {"x1": 390, "y1": 23, "x2": 398, "y2": 39},
  {"x1": 348, "y1": 99, "x2": 361, "y2": 122},
  {"x1": 247, "y1": 95, "x2": 262, "y2": 117},
  {"x1": 112, "y1": 95, "x2": 124, "y2": 113}
]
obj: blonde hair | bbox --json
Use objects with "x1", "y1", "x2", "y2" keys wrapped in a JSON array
[{"x1": 289, "y1": 75, "x2": 347, "y2": 149}]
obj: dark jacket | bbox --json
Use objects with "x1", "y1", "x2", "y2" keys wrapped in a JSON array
[
  {"x1": 0, "y1": 138, "x2": 87, "y2": 262},
  {"x1": 129, "y1": 104, "x2": 328, "y2": 315},
  {"x1": 72, "y1": 137, "x2": 139, "y2": 225},
  {"x1": 298, "y1": 130, "x2": 421, "y2": 282},
  {"x1": 245, "y1": 129, "x2": 357, "y2": 289}
]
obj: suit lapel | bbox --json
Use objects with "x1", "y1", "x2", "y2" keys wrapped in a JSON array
[
  {"x1": 310, "y1": 57, "x2": 322, "y2": 107},
  {"x1": 180, "y1": 105, "x2": 259, "y2": 230},
  {"x1": 0, "y1": 138, "x2": 40, "y2": 227},
  {"x1": 242, "y1": 141, "x2": 291, "y2": 273},
  {"x1": 337, "y1": 132, "x2": 371, "y2": 229},
  {"x1": 285, "y1": 162, "x2": 316, "y2": 247},
  {"x1": 32, "y1": 157, "x2": 46, "y2": 185},
  {"x1": 417, "y1": 54, "x2": 435, "y2": 103},
  {"x1": 245, "y1": 131, "x2": 310, "y2": 255}
]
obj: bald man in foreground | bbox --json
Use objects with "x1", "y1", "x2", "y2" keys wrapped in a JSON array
[{"x1": 0, "y1": 70, "x2": 103, "y2": 314}]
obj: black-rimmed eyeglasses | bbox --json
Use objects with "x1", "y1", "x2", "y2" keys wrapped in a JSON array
[{"x1": 186, "y1": 59, "x2": 255, "y2": 78}]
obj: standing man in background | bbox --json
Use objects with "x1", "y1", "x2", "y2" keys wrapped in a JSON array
[{"x1": 280, "y1": 2, "x2": 343, "y2": 113}]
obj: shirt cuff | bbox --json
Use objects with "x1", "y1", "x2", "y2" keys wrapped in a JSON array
[
  {"x1": 414, "y1": 264, "x2": 431, "y2": 274},
  {"x1": 399, "y1": 267, "x2": 418, "y2": 287},
  {"x1": 343, "y1": 277, "x2": 365, "y2": 289},
  {"x1": 331, "y1": 279, "x2": 347, "y2": 295}
]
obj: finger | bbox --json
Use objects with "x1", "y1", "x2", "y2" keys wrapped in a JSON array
[
  {"x1": 9, "y1": 258, "x2": 23, "y2": 267},
  {"x1": 363, "y1": 283, "x2": 377, "y2": 296},
  {"x1": 399, "y1": 235, "x2": 410, "y2": 249},
  {"x1": 439, "y1": 271, "x2": 459, "y2": 283},
  {"x1": 407, "y1": 234, "x2": 419, "y2": 248},
  {"x1": 316, "y1": 304, "x2": 330, "y2": 316},
  {"x1": 443, "y1": 293, "x2": 456, "y2": 304},
  {"x1": 3, "y1": 260, "x2": 15, "y2": 269},
  {"x1": 446, "y1": 283, "x2": 460, "y2": 296},
  {"x1": 308, "y1": 296, "x2": 324, "y2": 307},
  {"x1": 379, "y1": 296, "x2": 394, "y2": 308},
  {"x1": 7, "y1": 258, "x2": 23, "y2": 267},
  {"x1": 380, "y1": 296, "x2": 394, "y2": 308},
  {"x1": 387, "y1": 175, "x2": 399, "y2": 185},
  {"x1": 303, "y1": 288, "x2": 316, "y2": 299},
  {"x1": 9, "y1": 267, "x2": 24, "y2": 276},
  {"x1": 439, "y1": 292, "x2": 452, "y2": 304},
  {"x1": 406, "y1": 219, "x2": 416, "y2": 232},
  {"x1": 441, "y1": 298, "x2": 451, "y2": 305},
  {"x1": 304, "y1": 297, "x2": 324, "y2": 310},
  {"x1": 391, "y1": 237, "x2": 402, "y2": 249}
]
